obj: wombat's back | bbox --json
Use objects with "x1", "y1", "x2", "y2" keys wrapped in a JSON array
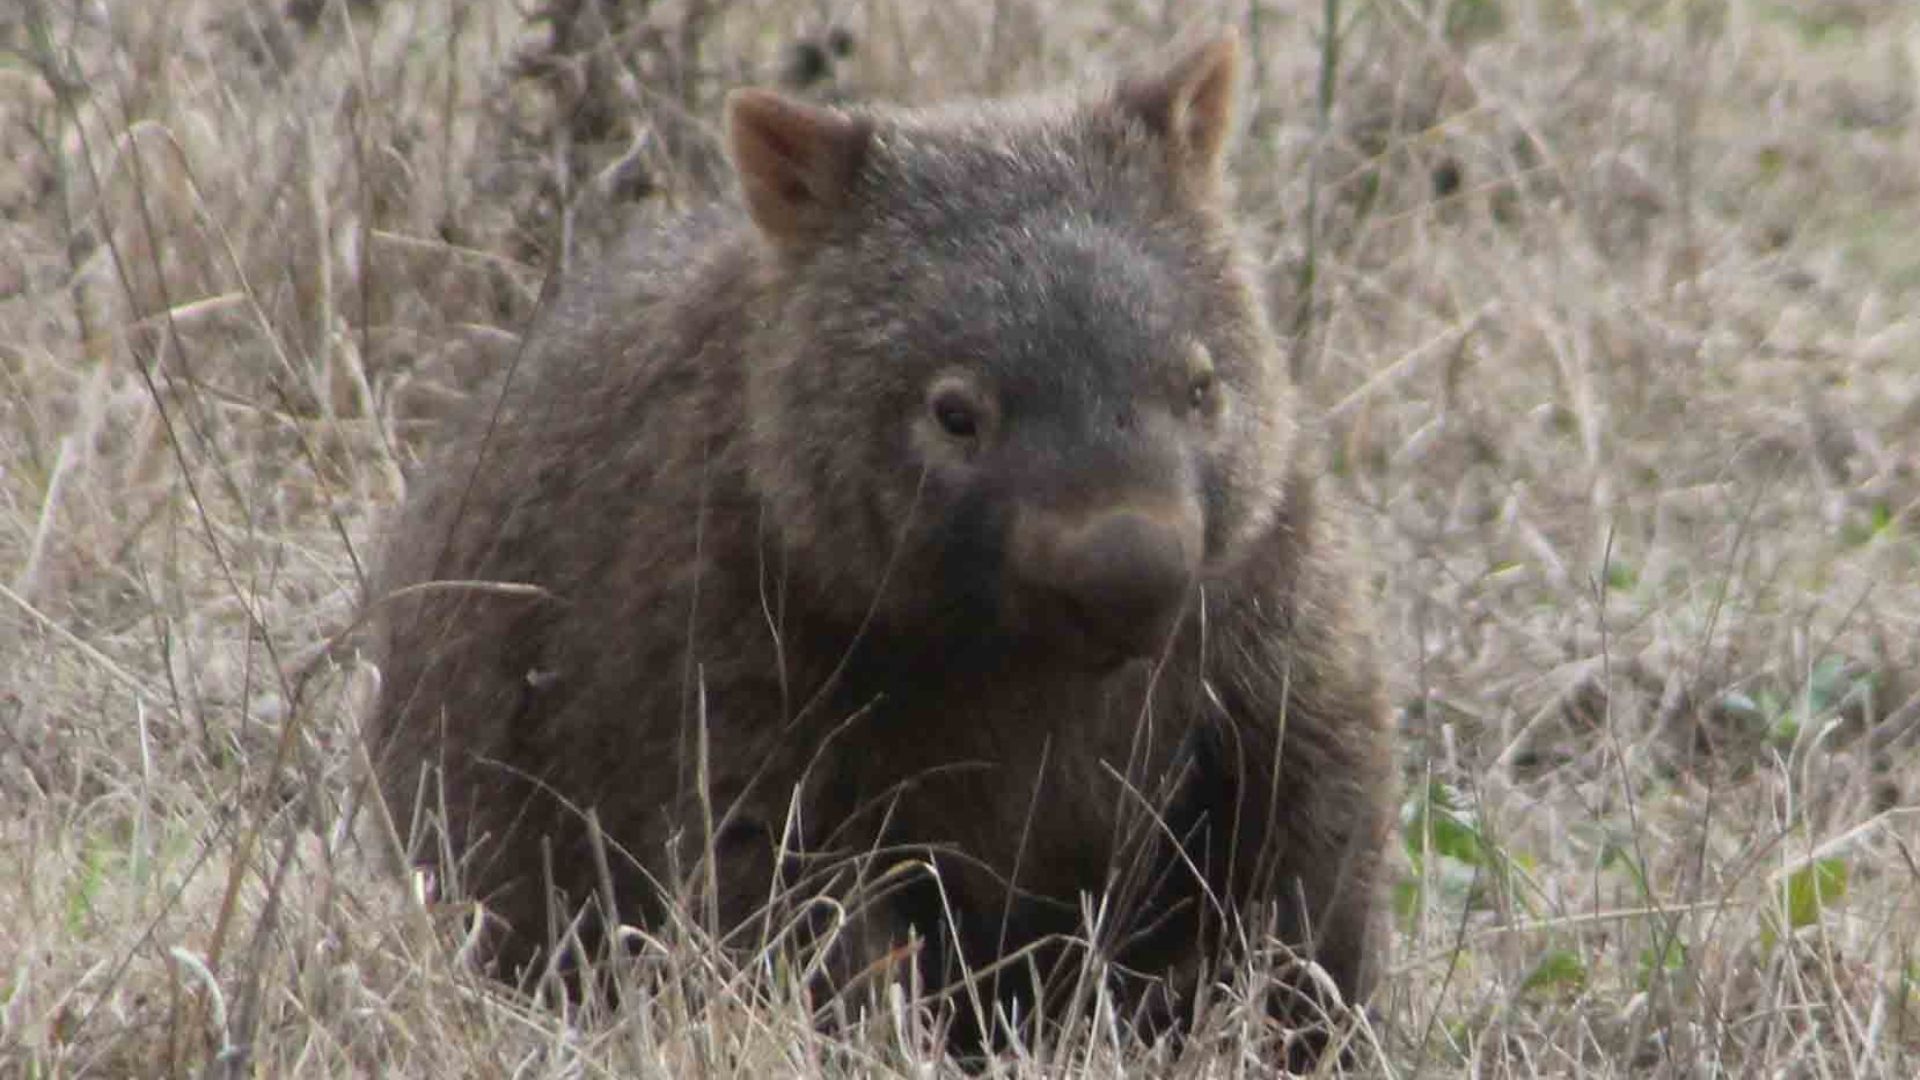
[{"x1": 366, "y1": 207, "x2": 774, "y2": 941}]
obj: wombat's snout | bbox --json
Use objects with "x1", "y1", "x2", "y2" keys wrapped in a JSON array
[{"x1": 1010, "y1": 499, "x2": 1203, "y2": 662}]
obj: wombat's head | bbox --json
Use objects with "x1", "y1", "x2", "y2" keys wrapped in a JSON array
[{"x1": 732, "y1": 33, "x2": 1295, "y2": 666}]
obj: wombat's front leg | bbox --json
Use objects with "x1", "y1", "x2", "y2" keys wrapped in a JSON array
[
  {"x1": 1185, "y1": 549, "x2": 1394, "y2": 1061},
  {"x1": 689, "y1": 816, "x2": 927, "y2": 1012},
  {"x1": 1175, "y1": 697, "x2": 1388, "y2": 1070}
]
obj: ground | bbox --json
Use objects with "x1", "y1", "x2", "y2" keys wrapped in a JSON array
[{"x1": 4, "y1": 0, "x2": 1920, "y2": 1075}]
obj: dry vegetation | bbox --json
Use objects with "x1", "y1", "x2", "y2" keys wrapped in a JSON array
[{"x1": 5, "y1": 0, "x2": 1920, "y2": 1075}]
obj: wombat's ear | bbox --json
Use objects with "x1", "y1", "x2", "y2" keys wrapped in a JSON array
[
  {"x1": 1115, "y1": 32, "x2": 1241, "y2": 195},
  {"x1": 725, "y1": 89, "x2": 872, "y2": 245}
]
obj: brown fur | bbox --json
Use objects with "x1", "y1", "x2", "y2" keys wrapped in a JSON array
[{"x1": 368, "y1": 33, "x2": 1394, "y2": 1063}]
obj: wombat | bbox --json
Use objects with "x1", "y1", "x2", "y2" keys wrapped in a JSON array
[{"x1": 368, "y1": 31, "x2": 1394, "y2": 1062}]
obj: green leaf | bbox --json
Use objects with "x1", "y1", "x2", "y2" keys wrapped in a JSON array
[
  {"x1": 1522, "y1": 948, "x2": 1589, "y2": 997},
  {"x1": 1429, "y1": 812, "x2": 1483, "y2": 865},
  {"x1": 1603, "y1": 560, "x2": 1638, "y2": 591},
  {"x1": 1637, "y1": 938, "x2": 1686, "y2": 988},
  {"x1": 1403, "y1": 781, "x2": 1485, "y2": 866},
  {"x1": 1783, "y1": 858, "x2": 1849, "y2": 929},
  {"x1": 1769, "y1": 713, "x2": 1801, "y2": 748},
  {"x1": 1393, "y1": 878, "x2": 1423, "y2": 922},
  {"x1": 1444, "y1": 0, "x2": 1506, "y2": 43},
  {"x1": 1718, "y1": 690, "x2": 1761, "y2": 725},
  {"x1": 1807, "y1": 655, "x2": 1853, "y2": 715},
  {"x1": 64, "y1": 839, "x2": 113, "y2": 934}
]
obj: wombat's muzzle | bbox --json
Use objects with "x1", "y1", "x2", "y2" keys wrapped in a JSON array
[{"x1": 1008, "y1": 498, "x2": 1202, "y2": 663}]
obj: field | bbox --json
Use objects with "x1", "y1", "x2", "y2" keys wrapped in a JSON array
[{"x1": 5, "y1": 0, "x2": 1920, "y2": 1075}]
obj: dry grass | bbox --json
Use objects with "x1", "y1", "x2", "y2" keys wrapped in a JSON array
[{"x1": 5, "y1": 0, "x2": 1920, "y2": 1075}]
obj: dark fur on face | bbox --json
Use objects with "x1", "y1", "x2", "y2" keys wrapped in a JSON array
[{"x1": 742, "y1": 85, "x2": 1296, "y2": 658}]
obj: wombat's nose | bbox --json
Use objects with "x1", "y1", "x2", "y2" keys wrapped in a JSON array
[{"x1": 1017, "y1": 505, "x2": 1200, "y2": 659}]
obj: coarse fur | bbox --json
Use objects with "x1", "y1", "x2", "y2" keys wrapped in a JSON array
[{"x1": 368, "y1": 32, "x2": 1394, "y2": 1064}]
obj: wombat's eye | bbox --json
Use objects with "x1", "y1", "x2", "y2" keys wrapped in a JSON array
[
  {"x1": 930, "y1": 384, "x2": 982, "y2": 439},
  {"x1": 1184, "y1": 344, "x2": 1218, "y2": 415},
  {"x1": 1187, "y1": 369, "x2": 1216, "y2": 412}
]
